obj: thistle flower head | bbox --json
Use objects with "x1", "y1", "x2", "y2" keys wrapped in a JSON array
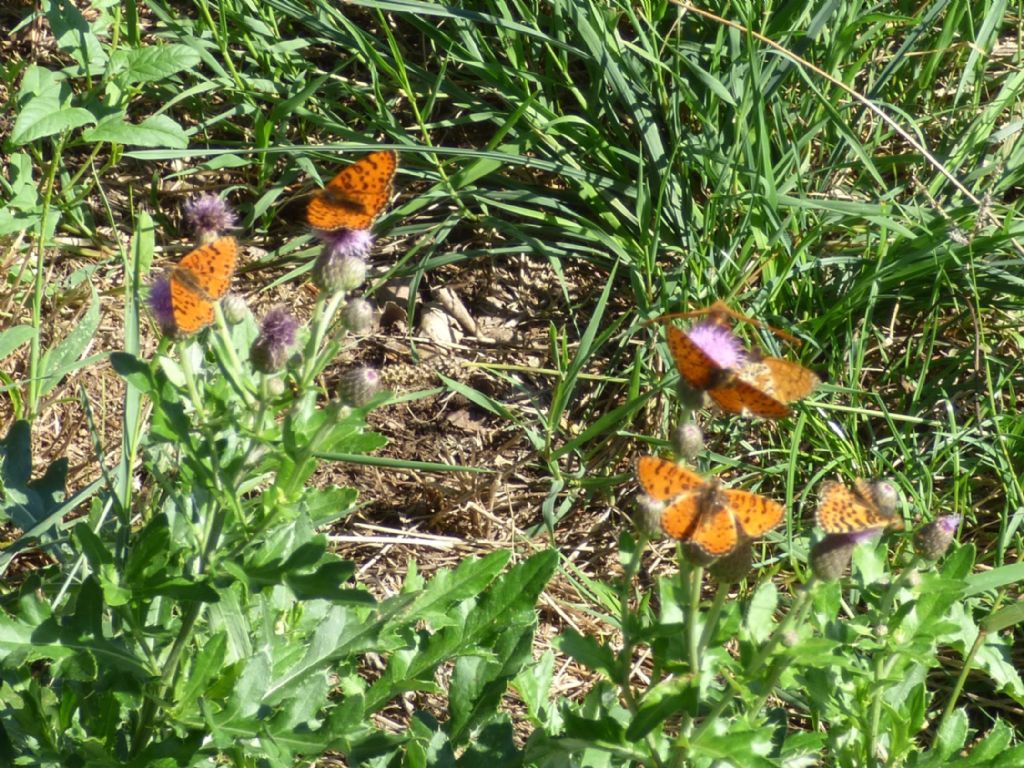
[
  {"x1": 250, "y1": 307, "x2": 299, "y2": 374},
  {"x1": 313, "y1": 251, "x2": 368, "y2": 294},
  {"x1": 183, "y1": 194, "x2": 236, "y2": 239},
  {"x1": 341, "y1": 298, "x2": 377, "y2": 333},
  {"x1": 810, "y1": 535, "x2": 857, "y2": 581},
  {"x1": 147, "y1": 276, "x2": 177, "y2": 336},
  {"x1": 688, "y1": 321, "x2": 746, "y2": 369},
  {"x1": 634, "y1": 494, "x2": 665, "y2": 537},
  {"x1": 315, "y1": 228, "x2": 374, "y2": 259}
]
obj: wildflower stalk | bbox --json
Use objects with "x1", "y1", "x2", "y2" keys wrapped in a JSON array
[
  {"x1": 616, "y1": 533, "x2": 668, "y2": 768},
  {"x1": 689, "y1": 583, "x2": 815, "y2": 744},
  {"x1": 698, "y1": 586, "x2": 729, "y2": 657},
  {"x1": 938, "y1": 627, "x2": 986, "y2": 732},
  {"x1": 301, "y1": 290, "x2": 348, "y2": 388}
]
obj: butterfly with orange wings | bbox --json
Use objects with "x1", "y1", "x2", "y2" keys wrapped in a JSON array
[
  {"x1": 637, "y1": 455, "x2": 785, "y2": 556},
  {"x1": 815, "y1": 479, "x2": 903, "y2": 534},
  {"x1": 307, "y1": 150, "x2": 397, "y2": 231},
  {"x1": 658, "y1": 301, "x2": 819, "y2": 419},
  {"x1": 168, "y1": 236, "x2": 238, "y2": 334}
]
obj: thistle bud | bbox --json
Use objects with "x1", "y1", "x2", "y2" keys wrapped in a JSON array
[
  {"x1": 338, "y1": 366, "x2": 381, "y2": 407},
  {"x1": 871, "y1": 480, "x2": 899, "y2": 516},
  {"x1": 634, "y1": 494, "x2": 665, "y2": 537},
  {"x1": 672, "y1": 422, "x2": 704, "y2": 463},
  {"x1": 709, "y1": 541, "x2": 752, "y2": 584},
  {"x1": 342, "y1": 298, "x2": 377, "y2": 333},
  {"x1": 221, "y1": 293, "x2": 247, "y2": 325},
  {"x1": 314, "y1": 252, "x2": 367, "y2": 294},
  {"x1": 914, "y1": 515, "x2": 960, "y2": 560},
  {"x1": 810, "y1": 535, "x2": 856, "y2": 581}
]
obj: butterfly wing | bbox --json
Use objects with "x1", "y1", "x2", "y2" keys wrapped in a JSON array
[
  {"x1": 760, "y1": 357, "x2": 819, "y2": 403},
  {"x1": 709, "y1": 356, "x2": 817, "y2": 419},
  {"x1": 636, "y1": 456, "x2": 705, "y2": 501},
  {"x1": 659, "y1": 493, "x2": 704, "y2": 540},
  {"x1": 708, "y1": 363, "x2": 791, "y2": 419},
  {"x1": 169, "y1": 277, "x2": 214, "y2": 334},
  {"x1": 170, "y1": 236, "x2": 237, "y2": 334},
  {"x1": 666, "y1": 325, "x2": 722, "y2": 390},
  {"x1": 307, "y1": 150, "x2": 397, "y2": 231},
  {"x1": 724, "y1": 488, "x2": 785, "y2": 538},
  {"x1": 815, "y1": 481, "x2": 899, "y2": 534}
]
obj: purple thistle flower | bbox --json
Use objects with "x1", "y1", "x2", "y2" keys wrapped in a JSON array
[
  {"x1": 148, "y1": 276, "x2": 177, "y2": 336},
  {"x1": 250, "y1": 307, "x2": 299, "y2": 373},
  {"x1": 688, "y1": 321, "x2": 746, "y2": 369},
  {"x1": 315, "y1": 228, "x2": 374, "y2": 259},
  {"x1": 183, "y1": 195, "x2": 236, "y2": 238}
]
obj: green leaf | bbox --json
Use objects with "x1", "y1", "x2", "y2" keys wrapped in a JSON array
[
  {"x1": 0, "y1": 326, "x2": 35, "y2": 362},
  {"x1": 9, "y1": 66, "x2": 95, "y2": 146},
  {"x1": 627, "y1": 675, "x2": 697, "y2": 741},
  {"x1": 82, "y1": 113, "x2": 188, "y2": 148},
  {"x1": 110, "y1": 352, "x2": 156, "y2": 395},
  {"x1": 982, "y1": 601, "x2": 1024, "y2": 633},
  {"x1": 964, "y1": 561, "x2": 1024, "y2": 597},
  {"x1": 746, "y1": 581, "x2": 778, "y2": 643},
  {"x1": 44, "y1": 0, "x2": 107, "y2": 70},
  {"x1": 513, "y1": 651, "x2": 554, "y2": 724},
  {"x1": 111, "y1": 44, "x2": 202, "y2": 83},
  {"x1": 557, "y1": 628, "x2": 618, "y2": 679},
  {"x1": 38, "y1": 282, "x2": 100, "y2": 398},
  {"x1": 932, "y1": 708, "x2": 969, "y2": 761},
  {"x1": 967, "y1": 720, "x2": 1012, "y2": 761}
]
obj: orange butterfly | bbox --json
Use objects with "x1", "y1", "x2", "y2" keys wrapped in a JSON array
[
  {"x1": 815, "y1": 480, "x2": 903, "y2": 534},
  {"x1": 170, "y1": 236, "x2": 238, "y2": 334},
  {"x1": 636, "y1": 455, "x2": 785, "y2": 556},
  {"x1": 662, "y1": 305, "x2": 819, "y2": 419},
  {"x1": 307, "y1": 150, "x2": 397, "y2": 231}
]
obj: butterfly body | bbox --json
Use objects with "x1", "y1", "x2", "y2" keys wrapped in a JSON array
[
  {"x1": 169, "y1": 236, "x2": 237, "y2": 334},
  {"x1": 307, "y1": 150, "x2": 397, "y2": 231},
  {"x1": 815, "y1": 480, "x2": 903, "y2": 534},
  {"x1": 637, "y1": 456, "x2": 785, "y2": 556}
]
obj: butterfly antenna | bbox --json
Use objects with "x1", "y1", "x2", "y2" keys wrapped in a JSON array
[{"x1": 644, "y1": 300, "x2": 803, "y2": 346}]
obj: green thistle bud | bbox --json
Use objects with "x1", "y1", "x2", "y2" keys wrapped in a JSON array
[
  {"x1": 342, "y1": 298, "x2": 376, "y2": 333},
  {"x1": 672, "y1": 422, "x2": 704, "y2": 463},
  {"x1": 221, "y1": 293, "x2": 247, "y2": 325},
  {"x1": 810, "y1": 535, "x2": 856, "y2": 581},
  {"x1": 709, "y1": 541, "x2": 752, "y2": 584},
  {"x1": 914, "y1": 515, "x2": 960, "y2": 560},
  {"x1": 634, "y1": 494, "x2": 665, "y2": 537},
  {"x1": 338, "y1": 366, "x2": 381, "y2": 407}
]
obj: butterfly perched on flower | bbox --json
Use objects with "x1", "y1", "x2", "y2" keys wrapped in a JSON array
[
  {"x1": 307, "y1": 150, "x2": 397, "y2": 232},
  {"x1": 659, "y1": 302, "x2": 819, "y2": 419},
  {"x1": 815, "y1": 479, "x2": 903, "y2": 534},
  {"x1": 636, "y1": 455, "x2": 785, "y2": 556},
  {"x1": 167, "y1": 236, "x2": 238, "y2": 334}
]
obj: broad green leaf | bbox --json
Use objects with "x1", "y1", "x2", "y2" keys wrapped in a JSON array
[
  {"x1": 44, "y1": 0, "x2": 107, "y2": 70},
  {"x1": 82, "y1": 113, "x2": 188, "y2": 148},
  {"x1": 746, "y1": 581, "x2": 778, "y2": 643},
  {"x1": 932, "y1": 708, "x2": 969, "y2": 761},
  {"x1": 9, "y1": 66, "x2": 95, "y2": 146},
  {"x1": 111, "y1": 44, "x2": 202, "y2": 83}
]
